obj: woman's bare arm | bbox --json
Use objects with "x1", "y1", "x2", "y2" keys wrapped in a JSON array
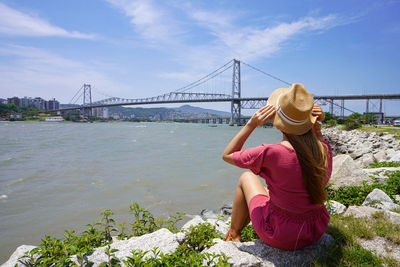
[
  {"x1": 311, "y1": 105, "x2": 325, "y2": 141},
  {"x1": 222, "y1": 105, "x2": 276, "y2": 165}
]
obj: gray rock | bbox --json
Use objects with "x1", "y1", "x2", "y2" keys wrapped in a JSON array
[
  {"x1": 325, "y1": 200, "x2": 347, "y2": 215},
  {"x1": 362, "y1": 188, "x2": 400, "y2": 211},
  {"x1": 381, "y1": 134, "x2": 394, "y2": 142},
  {"x1": 395, "y1": 195, "x2": 400, "y2": 203},
  {"x1": 237, "y1": 234, "x2": 334, "y2": 266},
  {"x1": 330, "y1": 155, "x2": 371, "y2": 188},
  {"x1": 358, "y1": 236, "x2": 400, "y2": 263},
  {"x1": 344, "y1": 205, "x2": 382, "y2": 218},
  {"x1": 220, "y1": 203, "x2": 233, "y2": 216},
  {"x1": 359, "y1": 153, "x2": 375, "y2": 167},
  {"x1": 202, "y1": 239, "x2": 263, "y2": 266},
  {"x1": 374, "y1": 151, "x2": 387, "y2": 163},
  {"x1": 384, "y1": 210, "x2": 400, "y2": 225},
  {"x1": 1, "y1": 245, "x2": 37, "y2": 267},
  {"x1": 351, "y1": 145, "x2": 371, "y2": 159},
  {"x1": 390, "y1": 151, "x2": 400, "y2": 161},
  {"x1": 175, "y1": 232, "x2": 186, "y2": 244},
  {"x1": 206, "y1": 218, "x2": 230, "y2": 236},
  {"x1": 385, "y1": 149, "x2": 397, "y2": 160},
  {"x1": 344, "y1": 206, "x2": 400, "y2": 225},
  {"x1": 71, "y1": 228, "x2": 180, "y2": 266},
  {"x1": 181, "y1": 215, "x2": 205, "y2": 230},
  {"x1": 201, "y1": 209, "x2": 219, "y2": 220}
]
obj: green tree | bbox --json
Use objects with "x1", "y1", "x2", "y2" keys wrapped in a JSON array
[
  {"x1": 363, "y1": 113, "x2": 378, "y2": 124},
  {"x1": 323, "y1": 112, "x2": 334, "y2": 122},
  {"x1": 345, "y1": 112, "x2": 362, "y2": 130}
]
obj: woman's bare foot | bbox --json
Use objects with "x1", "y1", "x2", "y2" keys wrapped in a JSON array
[{"x1": 224, "y1": 228, "x2": 241, "y2": 242}]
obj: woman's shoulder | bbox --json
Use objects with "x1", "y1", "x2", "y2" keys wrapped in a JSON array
[{"x1": 260, "y1": 143, "x2": 296, "y2": 155}]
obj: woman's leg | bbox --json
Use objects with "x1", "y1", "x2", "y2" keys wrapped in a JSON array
[{"x1": 225, "y1": 172, "x2": 269, "y2": 241}]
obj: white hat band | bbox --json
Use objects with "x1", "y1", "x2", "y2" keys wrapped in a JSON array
[{"x1": 276, "y1": 95, "x2": 308, "y2": 126}]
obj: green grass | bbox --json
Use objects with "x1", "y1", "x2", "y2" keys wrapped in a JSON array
[
  {"x1": 360, "y1": 125, "x2": 400, "y2": 133},
  {"x1": 327, "y1": 170, "x2": 400, "y2": 206},
  {"x1": 364, "y1": 161, "x2": 400, "y2": 168},
  {"x1": 315, "y1": 213, "x2": 400, "y2": 266}
]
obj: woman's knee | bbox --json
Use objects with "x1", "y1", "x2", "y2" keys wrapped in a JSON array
[{"x1": 238, "y1": 171, "x2": 258, "y2": 186}]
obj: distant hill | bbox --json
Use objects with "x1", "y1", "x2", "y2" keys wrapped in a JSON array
[
  {"x1": 174, "y1": 105, "x2": 230, "y2": 116},
  {"x1": 106, "y1": 105, "x2": 230, "y2": 120}
]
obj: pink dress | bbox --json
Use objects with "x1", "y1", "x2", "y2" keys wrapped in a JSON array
[{"x1": 233, "y1": 140, "x2": 332, "y2": 250}]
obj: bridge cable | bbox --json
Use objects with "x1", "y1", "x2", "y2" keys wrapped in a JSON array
[
  {"x1": 173, "y1": 59, "x2": 233, "y2": 93},
  {"x1": 175, "y1": 62, "x2": 233, "y2": 93},
  {"x1": 69, "y1": 85, "x2": 84, "y2": 104},
  {"x1": 241, "y1": 61, "x2": 292, "y2": 86}
]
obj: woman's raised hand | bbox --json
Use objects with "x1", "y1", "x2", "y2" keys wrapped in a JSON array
[
  {"x1": 247, "y1": 105, "x2": 276, "y2": 128},
  {"x1": 312, "y1": 105, "x2": 325, "y2": 122}
]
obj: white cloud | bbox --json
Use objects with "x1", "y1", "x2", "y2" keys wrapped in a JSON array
[
  {"x1": 106, "y1": 0, "x2": 182, "y2": 43},
  {"x1": 0, "y1": 45, "x2": 130, "y2": 102},
  {"x1": 187, "y1": 10, "x2": 343, "y2": 62},
  {"x1": 0, "y1": 2, "x2": 96, "y2": 39},
  {"x1": 157, "y1": 8, "x2": 356, "y2": 81}
]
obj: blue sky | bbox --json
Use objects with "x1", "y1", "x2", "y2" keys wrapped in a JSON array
[{"x1": 0, "y1": 0, "x2": 399, "y2": 115}]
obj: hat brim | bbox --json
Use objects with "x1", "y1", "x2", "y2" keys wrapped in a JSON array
[{"x1": 267, "y1": 87, "x2": 317, "y2": 135}]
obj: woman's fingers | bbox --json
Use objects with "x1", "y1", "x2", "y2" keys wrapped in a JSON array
[
  {"x1": 312, "y1": 105, "x2": 325, "y2": 121},
  {"x1": 248, "y1": 105, "x2": 275, "y2": 127}
]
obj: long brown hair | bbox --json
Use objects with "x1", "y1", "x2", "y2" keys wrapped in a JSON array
[{"x1": 284, "y1": 130, "x2": 328, "y2": 205}]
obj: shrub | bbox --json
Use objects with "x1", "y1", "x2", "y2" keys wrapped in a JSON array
[
  {"x1": 337, "y1": 118, "x2": 345, "y2": 125},
  {"x1": 345, "y1": 119, "x2": 361, "y2": 131},
  {"x1": 241, "y1": 224, "x2": 259, "y2": 242},
  {"x1": 326, "y1": 119, "x2": 337, "y2": 128}
]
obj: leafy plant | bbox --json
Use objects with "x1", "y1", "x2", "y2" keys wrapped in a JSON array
[
  {"x1": 241, "y1": 224, "x2": 259, "y2": 242},
  {"x1": 123, "y1": 222, "x2": 229, "y2": 266},
  {"x1": 327, "y1": 171, "x2": 400, "y2": 206},
  {"x1": 180, "y1": 222, "x2": 223, "y2": 252},
  {"x1": 129, "y1": 202, "x2": 183, "y2": 236}
]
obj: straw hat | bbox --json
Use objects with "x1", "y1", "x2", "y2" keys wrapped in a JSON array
[{"x1": 267, "y1": 83, "x2": 317, "y2": 135}]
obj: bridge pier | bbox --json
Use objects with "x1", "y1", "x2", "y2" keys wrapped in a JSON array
[{"x1": 230, "y1": 59, "x2": 242, "y2": 126}]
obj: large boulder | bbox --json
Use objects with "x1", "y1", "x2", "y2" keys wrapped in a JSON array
[
  {"x1": 373, "y1": 151, "x2": 388, "y2": 163},
  {"x1": 330, "y1": 155, "x2": 371, "y2": 188},
  {"x1": 325, "y1": 200, "x2": 347, "y2": 215},
  {"x1": 202, "y1": 239, "x2": 263, "y2": 266},
  {"x1": 181, "y1": 215, "x2": 205, "y2": 230},
  {"x1": 70, "y1": 228, "x2": 180, "y2": 265},
  {"x1": 2, "y1": 245, "x2": 37, "y2": 267},
  {"x1": 236, "y1": 233, "x2": 334, "y2": 266},
  {"x1": 362, "y1": 188, "x2": 400, "y2": 211}
]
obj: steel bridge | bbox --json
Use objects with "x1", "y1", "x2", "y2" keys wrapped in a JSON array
[{"x1": 57, "y1": 59, "x2": 400, "y2": 125}]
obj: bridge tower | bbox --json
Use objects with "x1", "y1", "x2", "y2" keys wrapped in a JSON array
[
  {"x1": 82, "y1": 84, "x2": 92, "y2": 118},
  {"x1": 230, "y1": 59, "x2": 241, "y2": 126}
]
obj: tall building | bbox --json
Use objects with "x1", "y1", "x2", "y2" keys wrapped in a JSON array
[
  {"x1": 48, "y1": 98, "x2": 60, "y2": 110},
  {"x1": 33, "y1": 97, "x2": 46, "y2": 110},
  {"x1": 7, "y1": 97, "x2": 20, "y2": 106},
  {"x1": 20, "y1": 97, "x2": 33, "y2": 107}
]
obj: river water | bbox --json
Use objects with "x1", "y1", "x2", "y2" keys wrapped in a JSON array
[{"x1": 0, "y1": 121, "x2": 282, "y2": 262}]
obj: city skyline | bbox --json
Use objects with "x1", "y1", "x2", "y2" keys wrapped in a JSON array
[{"x1": 0, "y1": 0, "x2": 399, "y2": 115}]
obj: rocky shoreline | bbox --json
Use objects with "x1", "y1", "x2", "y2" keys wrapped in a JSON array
[
  {"x1": 322, "y1": 127, "x2": 400, "y2": 166},
  {"x1": 3, "y1": 127, "x2": 400, "y2": 266}
]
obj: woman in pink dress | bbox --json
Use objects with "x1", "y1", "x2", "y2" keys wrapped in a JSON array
[{"x1": 222, "y1": 83, "x2": 332, "y2": 250}]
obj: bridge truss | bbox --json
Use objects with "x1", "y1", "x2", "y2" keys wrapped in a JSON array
[{"x1": 59, "y1": 59, "x2": 400, "y2": 125}]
